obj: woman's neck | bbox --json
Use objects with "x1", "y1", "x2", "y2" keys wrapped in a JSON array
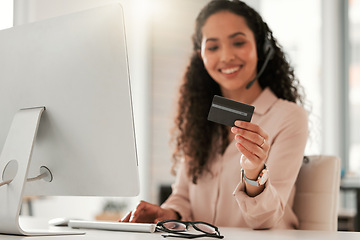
[{"x1": 221, "y1": 81, "x2": 263, "y2": 104}]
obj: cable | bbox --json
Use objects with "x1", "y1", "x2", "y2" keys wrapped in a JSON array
[
  {"x1": 0, "y1": 179, "x2": 12, "y2": 187},
  {"x1": 27, "y1": 172, "x2": 48, "y2": 182},
  {"x1": 0, "y1": 171, "x2": 50, "y2": 187}
]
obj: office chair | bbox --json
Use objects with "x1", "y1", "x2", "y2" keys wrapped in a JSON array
[{"x1": 293, "y1": 155, "x2": 341, "y2": 231}]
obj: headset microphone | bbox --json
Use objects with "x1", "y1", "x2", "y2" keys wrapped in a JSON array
[{"x1": 246, "y1": 38, "x2": 275, "y2": 89}]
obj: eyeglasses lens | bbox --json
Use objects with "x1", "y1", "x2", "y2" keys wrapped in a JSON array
[
  {"x1": 193, "y1": 223, "x2": 217, "y2": 234},
  {"x1": 163, "y1": 222, "x2": 187, "y2": 231}
]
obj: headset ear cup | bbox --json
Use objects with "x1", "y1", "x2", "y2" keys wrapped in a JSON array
[
  {"x1": 263, "y1": 38, "x2": 275, "y2": 60},
  {"x1": 245, "y1": 36, "x2": 275, "y2": 89}
]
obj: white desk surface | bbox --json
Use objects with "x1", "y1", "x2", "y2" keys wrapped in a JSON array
[{"x1": 0, "y1": 227, "x2": 360, "y2": 240}]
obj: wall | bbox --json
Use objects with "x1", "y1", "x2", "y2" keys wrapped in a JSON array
[{"x1": 149, "y1": 0, "x2": 209, "y2": 203}]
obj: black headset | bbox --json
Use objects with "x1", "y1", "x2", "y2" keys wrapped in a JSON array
[{"x1": 245, "y1": 34, "x2": 275, "y2": 89}]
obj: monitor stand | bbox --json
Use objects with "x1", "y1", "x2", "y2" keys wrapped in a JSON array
[{"x1": 0, "y1": 107, "x2": 84, "y2": 236}]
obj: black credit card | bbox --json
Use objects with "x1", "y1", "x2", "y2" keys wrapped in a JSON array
[{"x1": 207, "y1": 95, "x2": 255, "y2": 126}]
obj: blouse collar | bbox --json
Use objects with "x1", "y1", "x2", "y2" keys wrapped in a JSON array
[{"x1": 251, "y1": 87, "x2": 278, "y2": 116}]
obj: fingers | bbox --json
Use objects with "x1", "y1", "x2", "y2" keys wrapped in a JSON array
[
  {"x1": 119, "y1": 201, "x2": 176, "y2": 224},
  {"x1": 129, "y1": 200, "x2": 148, "y2": 222},
  {"x1": 231, "y1": 121, "x2": 269, "y2": 163},
  {"x1": 120, "y1": 211, "x2": 132, "y2": 222},
  {"x1": 125, "y1": 200, "x2": 163, "y2": 223},
  {"x1": 232, "y1": 121, "x2": 268, "y2": 144},
  {"x1": 119, "y1": 201, "x2": 149, "y2": 223},
  {"x1": 236, "y1": 139, "x2": 267, "y2": 161},
  {"x1": 232, "y1": 129, "x2": 267, "y2": 150}
]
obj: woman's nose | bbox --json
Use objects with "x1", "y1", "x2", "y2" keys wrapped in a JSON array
[{"x1": 220, "y1": 46, "x2": 235, "y2": 62}]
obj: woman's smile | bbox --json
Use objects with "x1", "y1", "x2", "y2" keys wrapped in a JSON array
[
  {"x1": 219, "y1": 65, "x2": 243, "y2": 76},
  {"x1": 200, "y1": 11, "x2": 259, "y2": 98}
]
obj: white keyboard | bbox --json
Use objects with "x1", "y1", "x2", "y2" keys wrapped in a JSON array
[{"x1": 68, "y1": 220, "x2": 157, "y2": 233}]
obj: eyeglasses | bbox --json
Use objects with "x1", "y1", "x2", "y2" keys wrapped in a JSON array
[{"x1": 156, "y1": 220, "x2": 224, "y2": 239}]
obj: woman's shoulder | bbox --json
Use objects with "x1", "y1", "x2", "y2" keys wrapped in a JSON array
[
  {"x1": 255, "y1": 88, "x2": 307, "y2": 120},
  {"x1": 275, "y1": 98, "x2": 307, "y2": 115},
  {"x1": 255, "y1": 88, "x2": 308, "y2": 129},
  {"x1": 272, "y1": 98, "x2": 308, "y2": 127}
]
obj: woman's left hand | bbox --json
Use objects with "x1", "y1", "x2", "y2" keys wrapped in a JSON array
[{"x1": 231, "y1": 120, "x2": 269, "y2": 176}]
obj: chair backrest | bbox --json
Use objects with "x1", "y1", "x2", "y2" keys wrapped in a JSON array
[{"x1": 293, "y1": 155, "x2": 340, "y2": 231}]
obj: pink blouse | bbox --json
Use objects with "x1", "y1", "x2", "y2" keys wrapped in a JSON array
[{"x1": 161, "y1": 88, "x2": 308, "y2": 229}]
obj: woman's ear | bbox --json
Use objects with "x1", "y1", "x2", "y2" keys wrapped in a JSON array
[{"x1": 197, "y1": 50, "x2": 202, "y2": 59}]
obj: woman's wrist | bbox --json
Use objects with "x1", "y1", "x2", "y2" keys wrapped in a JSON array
[
  {"x1": 243, "y1": 164, "x2": 265, "y2": 180},
  {"x1": 163, "y1": 208, "x2": 181, "y2": 220},
  {"x1": 174, "y1": 211, "x2": 182, "y2": 220}
]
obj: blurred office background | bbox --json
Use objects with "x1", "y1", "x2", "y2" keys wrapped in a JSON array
[{"x1": 0, "y1": 0, "x2": 359, "y2": 230}]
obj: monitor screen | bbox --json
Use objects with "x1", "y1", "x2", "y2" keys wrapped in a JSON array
[{"x1": 0, "y1": 3, "x2": 140, "y2": 232}]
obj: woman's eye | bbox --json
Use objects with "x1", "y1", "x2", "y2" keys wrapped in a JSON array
[
  {"x1": 234, "y1": 41, "x2": 245, "y2": 47},
  {"x1": 207, "y1": 46, "x2": 218, "y2": 51}
]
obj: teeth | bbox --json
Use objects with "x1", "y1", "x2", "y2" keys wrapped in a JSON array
[{"x1": 221, "y1": 67, "x2": 239, "y2": 74}]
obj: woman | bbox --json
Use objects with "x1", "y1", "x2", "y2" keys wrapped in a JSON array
[{"x1": 121, "y1": 0, "x2": 308, "y2": 229}]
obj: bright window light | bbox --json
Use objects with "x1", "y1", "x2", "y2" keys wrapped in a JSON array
[{"x1": 0, "y1": 0, "x2": 13, "y2": 30}]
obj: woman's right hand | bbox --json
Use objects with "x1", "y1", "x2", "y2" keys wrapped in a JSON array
[{"x1": 120, "y1": 200, "x2": 179, "y2": 223}]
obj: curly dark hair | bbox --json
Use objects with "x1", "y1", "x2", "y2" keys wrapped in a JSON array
[{"x1": 172, "y1": 0, "x2": 305, "y2": 184}]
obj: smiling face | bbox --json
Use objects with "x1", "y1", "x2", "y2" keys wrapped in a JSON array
[{"x1": 200, "y1": 11, "x2": 259, "y2": 100}]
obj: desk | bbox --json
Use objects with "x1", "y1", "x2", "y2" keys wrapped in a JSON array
[
  {"x1": 1, "y1": 227, "x2": 360, "y2": 240},
  {"x1": 340, "y1": 179, "x2": 360, "y2": 231}
]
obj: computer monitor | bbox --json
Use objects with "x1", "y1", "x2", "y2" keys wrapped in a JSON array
[{"x1": 0, "y1": 3, "x2": 140, "y2": 235}]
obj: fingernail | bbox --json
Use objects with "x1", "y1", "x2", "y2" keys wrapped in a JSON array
[{"x1": 235, "y1": 120, "x2": 242, "y2": 126}]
